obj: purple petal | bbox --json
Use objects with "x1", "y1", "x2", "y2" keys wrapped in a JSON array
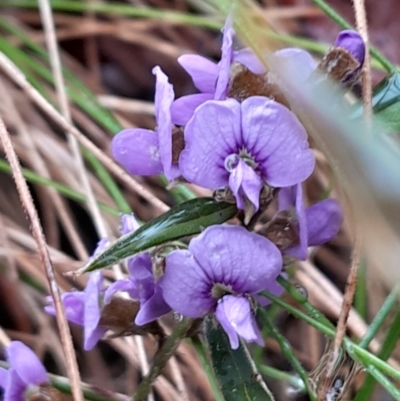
[
  {"x1": 189, "y1": 225, "x2": 282, "y2": 294},
  {"x1": 240, "y1": 97, "x2": 315, "y2": 187},
  {"x1": 112, "y1": 128, "x2": 163, "y2": 176},
  {"x1": 162, "y1": 250, "x2": 216, "y2": 317},
  {"x1": 135, "y1": 280, "x2": 171, "y2": 326},
  {"x1": 215, "y1": 19, "x2": 234, "y2": 100},
  {"x1": 44, "y1": 292, "x2": 86, "y2": 326},
  {"x1": 121, "y1": 214, "x2": 140, "y2": 235},
  {"x1": 7, "y1": 342, "x2": 48, "y2": 385},
  {"x1": 83, "y1": 272, "x2": 106, "y2": 350},
  {"x1": 0, "y1": 368, "x2": 8, "y2": 388},
  {"x1": 233, "y1": 48, "x2": 266, "y2": 74},
  {"x1": 171, "y1": 93, "x2": 213, "y2": 126},
  {"x1": 104, "y1": 279, "x2": 138, "y2": 304},
  {"x1": 255, "y1": 278, "x2": 285, "y2": 307},
  {"x1": 279, "y1": 184, "x2": 308, "y2": 260},
  {"x1": 4, "y1": 369, "x2": 26, "y2": 401},
  {"x1": 178, "y1": 54, "x2": 218, "y2": 93},
  {"x1": 228, "y1": 158, "x2": 263, "y2": 211},
  {"x1": 179, "y1": 99, "x2": 241, "y2": 189},
  {"x1": 216, "y1": 295, "x2": 263, "y2": 349},
  {"x1": 127, "y1": 253, "x2": 154, "y2": 303},
  {"x1": 306, "y1": 199, "x2": 343, "y2": 246},
  {"x1": 92, "y1": 238, "x2": 109, "y2": 258},
  {"x1": 270, "y1": 48, "x2": 317, "y2": 83},
  {"x1": 334, "y1": 30, "x2": 365, "y2": 66},
  {"x1": 153, "y1": 66, "x2": 176, "y2": 181}
]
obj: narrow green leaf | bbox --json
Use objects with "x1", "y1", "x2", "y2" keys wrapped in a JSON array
[
  {"x1": 204, "y1": 316, "x2": 275, "y2": 401},
  {"x1": 80, "y1": 198, "x2": 237, "y2": 272}
]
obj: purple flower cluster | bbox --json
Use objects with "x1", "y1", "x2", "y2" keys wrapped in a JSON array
[{"x1": 47, "y1": 20, "x2": 356, "y2": 350}]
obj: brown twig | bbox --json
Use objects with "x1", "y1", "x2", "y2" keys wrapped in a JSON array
[
  {"x1": 0, "y1": 115, "x2": 84, "y2": 401},
  {"x1": 0, "y1": 51, "x2": 170, "y2": 215}
]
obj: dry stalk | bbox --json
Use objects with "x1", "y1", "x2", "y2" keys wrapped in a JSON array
[
  {"x1": 0, "y1": 115, "x2": 84, "y2": 401},
  {"x1": 0, "y1": 51, "x2": 169, "y2": 214}
]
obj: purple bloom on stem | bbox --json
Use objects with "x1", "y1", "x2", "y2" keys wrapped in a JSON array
[
  {"x1": 179, "y1": 97, "x2": 315, "y2": 211},
  {"x1": 334, "y1": 30, "x2": 365, "y2": 67},
  {"x1": 105, "y1": 213, "x2": 171, "y2": 325},
  {"x1": 171, "y1": 19, "x2": 234, "y2": 126},
  {"x1": 45, "y1": 272, "x2": 106, "y2": 351},
  {"x1": 104, "y1": 253, "x2": 171, "y2": 326},
  {"x1": 45, "y1": 239, "x2": 108, "y2": 351},
  {"x1": 278, "y1": 185, "x2": 344, "y2": 259},
  {"x1": 0, "y1": 341, "x2": 48, "y2": 401},
  {"x1": 161, "y1": 225, "x2": 282, "y2": 349},
  {"x1": 112, "y1": 66, "x2": 179, "y2": 181}
]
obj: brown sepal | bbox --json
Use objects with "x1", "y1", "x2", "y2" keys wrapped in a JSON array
[
  {"x1": 171, "y1": 127, "x2": 185, "y2": 164},
  {"x1": 100, "y1": 297, "x2": 165, "y2": 339},
  {"x1": 317, "y1": 47, "x2": 360, "y2": 84},
  {"x1": 228, "y1": 66, "x2": 291, "y2": 109},
  {"x1": 258, "y1": 210, "x2": 299, "y2": 250}
]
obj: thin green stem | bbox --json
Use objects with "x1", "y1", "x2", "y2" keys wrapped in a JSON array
[
  {"x1": 4, "y1": 0, "x2": 222, "y2": 30},
  {"x1": 309, "y1": 0, "x2": 396, "y2": 73},
  {"x1": 257, "y1": 364, "x2": 305, "y2": 392},
  {"x1": 358, "y1": 285, "x2": 400, "y2": 349},
  {"x1": 0, "y1": 158, "x2": 119, "y2": 216},
  {"x1": 354, "y1": 260, "x2": 368, "y2": 321},
  {"x1": 354, "y1": 307, "x2": 400, "y2": 401},
  {"x1": 259, "y1": 291, "x2": 400, "y2": 382},
  {"x1": 133, "y1": 318, "x2": 193, "y2": 401},
  {"x1": 191, "y1": 336, "x2": 225, "y2": 401},
  {"x1": 258, "y1": 308, "x2": 315, "y2": 400},
  {"x1": 277, "y1": 275, "x2": 335, "y2": 329}
]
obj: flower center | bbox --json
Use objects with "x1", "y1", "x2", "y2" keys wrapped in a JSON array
[
  {"x1": 224, "y1": 148, "x2": 257, "y2": 172},
  {"x1": 211, "y1": 283, "x2": 233, "y2": 300}
]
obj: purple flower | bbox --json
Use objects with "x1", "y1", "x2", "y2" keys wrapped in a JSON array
[
  {"x1": 171, "y1": 18, "x2": 234, "y2": 126},
  {"x1": 0, "y1": 341, "x2": 48, "y2": 401},
  {"x1": 104, "y1": 214, "x2": 171, "y2": 326},
  {"x1": 45, "y1": 239, "x2": 109, "y2": 351},
  {"x1": 179, "y1": 97, "x2": 315, "y2": 211},
  {"x1": 161, "y1": 225, "x2": 283, "y2": 349},
  {"x1": 334, "y1": 30, "x2": 365, "y2": 67},
  {"x1": 104, "y1": 253, "x2": 171, "y2": 326},
  {"x1": 45, "y1": 271, "x2": 106, "y2": 351},
  {"x1": 112, "y1": 66, "x2": 179, "y2": 181},
  {"x1": 278, "y1": 184, "x2": 344, "y2": 259},
  {"x1": 270, "y1": 48, "x2": 317, "y2": 83}
]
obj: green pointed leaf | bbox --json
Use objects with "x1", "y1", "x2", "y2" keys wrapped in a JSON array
[
  {"x1": 80, "y1": 198, "x2": 237, "y2": 273},
  {"x1": 204, "y1": 317, "x2": 275, "y2": 401}
]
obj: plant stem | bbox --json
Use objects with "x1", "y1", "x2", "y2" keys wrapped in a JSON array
[
  {"x1": 260, "y1": 291, "x2": 400, "y2": 382},
  {"x1": 259, "y1": 308, "x2": 315, "y2": 400},
  {"x1": 354, "y1": 307, "x2": 400, "y2": 401},
  {"x1": 133, "y1": 318, "x2": 193, "y2": 401},
  {"x1": 358, "y1": 285, "x2": 400, "y2": 349}
]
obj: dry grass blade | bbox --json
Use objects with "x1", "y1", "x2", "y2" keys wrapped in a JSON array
[
  {"x1": 0, "y1": 115, "x2": 84, "y2": 401},
  {"x1": 0, "y1": 51, "x2": 170, "y2": 215},
  {"x1": 38, "y1": 0, "x2": 108, "y2": 239}
]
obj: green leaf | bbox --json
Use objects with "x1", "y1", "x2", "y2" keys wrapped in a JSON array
[
  {"x1": 204, "y1": 317, "x2": 275, "y2": 401},
  {"x1": 80, "y1": 197, "x2": 237, "y2": 273}
]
